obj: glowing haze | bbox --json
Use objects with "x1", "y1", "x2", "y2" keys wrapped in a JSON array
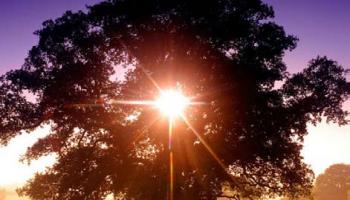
[
  {"x1": 0, "y1": 125, "x2": 55, "y2": 186},
  {"x1": 155, "y1": 90, "x2": 190, "y2": 118},
  {"x1": 0, "y1": 0, "x2": 350, "y2": 199}
]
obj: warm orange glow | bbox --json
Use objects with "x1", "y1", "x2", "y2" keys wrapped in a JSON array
[
  {"x1": 155, "y1": 90, "x2": 189, "y2": 118},
  {"x1": 0, "y1": 125, "x2": 56, "y2": 186}
]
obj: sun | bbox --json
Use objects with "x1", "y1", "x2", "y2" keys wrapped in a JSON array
[{"x1": 155, "y1": 89, "x2": 190, "y2": 118}]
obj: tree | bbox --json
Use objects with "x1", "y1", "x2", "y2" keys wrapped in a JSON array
[
  {"x1": 313, "y1": 164, "x2": 350, "y2": 200},
  {"x1": 0, "y1": 0, "x2": 349, "y2": 199}
]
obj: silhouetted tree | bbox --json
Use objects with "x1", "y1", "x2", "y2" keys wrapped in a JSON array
[
  {"x1": 0, "y1": 0, "x2": 349, "y2": 199},
  {"x1": 313, "y1": 164, "x2": 350, "y2": 200}
]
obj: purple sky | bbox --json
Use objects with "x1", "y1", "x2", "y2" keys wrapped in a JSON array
[
  {"x1": 0, "y1": 0, "x2": 102, "y2": 75},
  {"x1": 265, "y1": 0, "x2": 350, "y2": 73},
  {"x1": 0, "y1": 0, "x2": 349, "y2": 74}
]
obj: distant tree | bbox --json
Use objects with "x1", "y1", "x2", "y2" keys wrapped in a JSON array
[
  {"x1": 313, "y1": 164, "x2": 350, "y2": 200},
  {"x1": 0, "y1": 0, "x2": 350, "y2": 199}
]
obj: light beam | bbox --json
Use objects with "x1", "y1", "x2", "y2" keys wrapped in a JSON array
[{"x1": 155, "y1": 90, "x2": 190, "y2": 118}]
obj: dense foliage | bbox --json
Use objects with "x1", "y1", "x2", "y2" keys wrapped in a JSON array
[{"x1": 0, "y1": 0, "x2": 349, "y2": 199}]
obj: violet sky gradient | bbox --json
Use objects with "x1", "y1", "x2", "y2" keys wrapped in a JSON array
[
  {"x1": 265, "y1": 0, "x2": 350, "y2": 73},
  {"x1": 0, "y1": 0, "x2": 102, "y2": 75},
  {"x1": 1, "y1": 0, "x2": 350, "y2": 74}
]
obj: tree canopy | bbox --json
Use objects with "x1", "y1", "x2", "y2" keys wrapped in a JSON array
[
  {"x1": 313, "y1": 164, "x2": 350, "y2": 200},
  {"x1": 1, "y1": 0, "x2": 350, "y2": 199}
]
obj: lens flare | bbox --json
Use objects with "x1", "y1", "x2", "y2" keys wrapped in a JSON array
[{"x1": 155, "y1": 90, "x2": 189, "y2": 118}]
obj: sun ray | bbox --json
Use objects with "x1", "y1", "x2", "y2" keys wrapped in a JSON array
[
  {"x1": 179, "y1": 113, "x2": 240, "y2": 187},
  {"x1": 168, "y1": 117, "x2": 174, "y2": 200},
  {"x1": 110, "y1": 100, "x2": 156, "y2": 106},
  {"x1": 65, "y1": 82, "x2": 222, "y2": 198},
  {"x1": 140, "y1": 66, "x2": 163, "y2": 93},
  {"x1": 65, "y1": 100, "x2": 156, "y2": 109}
]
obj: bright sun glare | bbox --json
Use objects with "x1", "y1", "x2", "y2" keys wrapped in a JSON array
[{"x1": 155, "y1": 90, "x2": 189, "y2": 118}]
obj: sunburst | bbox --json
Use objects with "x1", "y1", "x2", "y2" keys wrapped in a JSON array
[
  {"x1": 67, "y1": 70, "x2": 236, "y2": 199},
  {"x1": 155, "y1": 89, "x2": 190, "y2": 118}
]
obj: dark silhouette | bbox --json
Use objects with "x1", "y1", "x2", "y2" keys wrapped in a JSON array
[
  {"x1": 0, "y1": 0, "x2": 349, "y2": 199},
  {"x1": 313, "y1": 164, "x2": 350, "y2": 200}
]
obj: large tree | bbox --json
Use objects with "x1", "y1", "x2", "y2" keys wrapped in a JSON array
[{"x1": 0, "y1": 0, "x2": 349, "y2": 199}]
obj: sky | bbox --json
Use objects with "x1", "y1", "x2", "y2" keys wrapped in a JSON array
[
  {"x1": 0, "y1": 0, "x2": 350, "y2": 199},
  {"x1": 0, "y1": 0, "x2": 102, "y2": 75},
  {"x1": 265, "y1": 0, "x2": 350, "y2": 73},
  {"x1": 263, "y1": 0, "x2": 350, "y2": 175}
]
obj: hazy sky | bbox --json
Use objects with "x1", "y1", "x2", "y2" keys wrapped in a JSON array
[{"x1": 0, "y1": 0, "x2": 350, "y2": 198}]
